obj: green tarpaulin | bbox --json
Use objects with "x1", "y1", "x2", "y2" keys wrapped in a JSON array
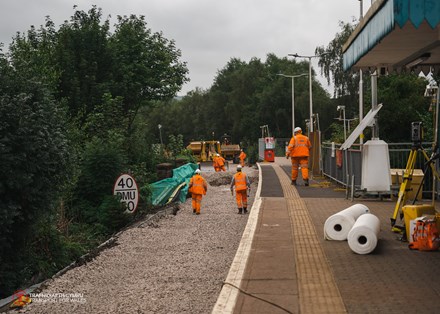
[{"x1": 150, "y1": 163, "x2": 198, "y2": 206}]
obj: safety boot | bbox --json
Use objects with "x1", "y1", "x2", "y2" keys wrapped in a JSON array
[
  {"x1": 238, "y1": 208, "x2": 243, "y2": 214},
  {"x1": 291, "y1": 180, "x2": 296, "y2": 185},
  {"x1": 243, "y1": 208, "x2": 248, "y2": 214},
  {"x1": 304, "y1": 179, "x2": 309, "y2": 186}
]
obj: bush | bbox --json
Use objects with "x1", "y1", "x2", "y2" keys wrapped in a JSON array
[
  {"x1": 0, "y1": 76, "x2": 69, "y2": 297},
  {"x1": 71, "y1": 134, "x2": 128, "y2": 231}
]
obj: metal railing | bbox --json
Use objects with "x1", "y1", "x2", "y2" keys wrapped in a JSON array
[
  {"x1": 271, "y1": 138, "x2": 438, "y2": 198},
  {"x1": 320, "y1": 141, "x2": 438, "y2": 199}
]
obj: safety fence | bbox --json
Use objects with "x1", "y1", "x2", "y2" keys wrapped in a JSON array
[{"x1": 320, "y1": 142, "x2": 439, "y2": 199}]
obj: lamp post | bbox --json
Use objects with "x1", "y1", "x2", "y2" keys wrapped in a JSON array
[
  {"x1": 359, "y1": 0, "x2": 364, "y2": 146},
  {"x1": 277, "y1": 73, "x2": 308, "y2": 134},
  {"x1": 337, "y1": 106, "x2": 347, "y2": 142},
  {"x1": 288, "y1": 53, "x2": 329, "y2": 133},
  {"x1": 158, "y1": 124, "x2": 163, "y2": 146}
]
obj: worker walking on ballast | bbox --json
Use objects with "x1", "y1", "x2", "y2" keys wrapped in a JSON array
[
  {"x1": 188, "y1": 169, "x2": 208, "y2": 215},
  {"x1": 286, "y1": 126, "x2": 312, "y2": 186},
  {"x1": 239, "y1": 149, "x2": 247, "y2": 167},
  {"x1": 230, "y1": 165, "x2": 251, "y2": 214}
]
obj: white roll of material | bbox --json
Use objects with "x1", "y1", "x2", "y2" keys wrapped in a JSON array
[
  {"x1": 348, "y1": 213, "x2": 380, "y2": 254},
  {"x1": 324, "y1": 204, "x2": 370, "y2": 241}
]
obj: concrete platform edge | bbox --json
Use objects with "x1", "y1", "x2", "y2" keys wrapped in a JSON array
[{"x1": 212, "y1": 163, "x2": 263, "y2": 314}]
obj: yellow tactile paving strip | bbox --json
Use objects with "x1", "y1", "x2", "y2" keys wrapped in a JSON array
[{"x1": 273, "y1": 164, "x2": 347, "y2": 314}]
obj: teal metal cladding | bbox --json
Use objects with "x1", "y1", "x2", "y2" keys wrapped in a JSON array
[{"x1": 343, "y1": 0, "x2": 440, "y2": 71}]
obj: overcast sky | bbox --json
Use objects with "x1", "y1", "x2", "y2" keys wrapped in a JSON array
[{"x1": 0, "y1": 1, "x2": 370, "y2": 96}]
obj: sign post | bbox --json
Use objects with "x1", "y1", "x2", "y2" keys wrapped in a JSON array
[{"x1": 113, "y1": 174, "x2": 139, "y2": 213}]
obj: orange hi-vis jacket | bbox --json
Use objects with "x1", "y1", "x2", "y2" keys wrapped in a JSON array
[
  {"x1": 286, "y1": 134, "x2": 312, "y2": 157},
  {"x1": 239, "y1": 151, "x2": 246, "y2": 161},
  {"x1": 216, "y1": 156, "x2": 225, "y2": 167},
  {"x1": 233, "y1": 172, "x2": 248, "y2": 191},
  {"x1": 189, "y1": 174, "x2": 207, "y2": 195}
]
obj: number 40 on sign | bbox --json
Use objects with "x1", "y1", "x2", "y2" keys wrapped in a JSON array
[{"x1": 113, "y1": 174, "x2": 139, "y2": 213}]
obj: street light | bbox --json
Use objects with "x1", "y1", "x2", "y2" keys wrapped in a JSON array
[
  {"x1": 337, "y1": 106, "x2": 347, "y2": 142},
  {"x1": 277, "y1": 73, "x2": 308, "y2": 134},
  {"x1": 158, "y1": 124, "x2": 163, "y2": 145},
  {"x1": 288, "y1": 52, "x2": 329, "y2": 133}
]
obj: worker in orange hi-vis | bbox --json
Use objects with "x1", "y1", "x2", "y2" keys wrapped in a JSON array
[
  {"x1": 239, "y1": 149, "x2": 247, "y2": 167},
  {"x1": 188, "y1": 169, "x2": 207, "y2": 215},
  {"x1": 230, "y1": 165, "x2": 251, "y2": 214},
  {"x1": 216, "y1": 153, "x2": 226, "y2": 171},
  {"x1": 286, "y1": 126, "x2": 312, "y2": 186},
  {"x1": 212, "y1": 154, "x2": 220, "y2": 172}
]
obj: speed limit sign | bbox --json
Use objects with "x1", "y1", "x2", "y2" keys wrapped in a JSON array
[{"x1": 113, "y1": 174, "x2": 139, "y2": 213}]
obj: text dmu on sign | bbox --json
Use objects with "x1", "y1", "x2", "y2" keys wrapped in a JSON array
[{"x1": 113, "y1": 174, "x2": 139, "y2": 213}]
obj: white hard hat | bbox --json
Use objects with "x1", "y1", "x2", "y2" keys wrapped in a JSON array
[
  {"x1": 217, "y1": 153, "x2": 220, "y2": 156},
  {"x1": 195, "y1": 169, "x2": 201, "y2": 174},
  {"x1": 294, "y1": 127, "x2": 302, "y2": 133},
  {"x1": 237, "y1": 165, "x2": 242, "y2": 171}
]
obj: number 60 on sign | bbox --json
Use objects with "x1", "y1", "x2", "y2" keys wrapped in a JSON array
[{"x1": 113, "y1": 174, "x2": 139, "y2": 213}]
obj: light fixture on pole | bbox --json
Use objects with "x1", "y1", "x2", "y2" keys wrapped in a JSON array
[
  {"x1": 288, "y1": 52, "x2": 329, "y2": 133},
  {"x1": 337, "y1": 106, "x2": 347, "y2": 142},
  {"x1": 277, "y1": 73, "x2": 308, "y2": 134}
]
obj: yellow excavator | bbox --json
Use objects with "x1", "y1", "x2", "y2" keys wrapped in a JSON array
[
  {"x1": 186, "y1": 140, "x2": 221, "y2": 162},
  {"x1": 220, "y1": 133, "x2": 241, "y2": 162}
]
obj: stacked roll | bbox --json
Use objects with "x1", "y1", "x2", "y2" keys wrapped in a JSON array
[
  {"x1": 348, "y1": 213, "x2": 380, "y2": 254},
  {"x1": 324, "y1": 204, "x2": 370, "y2": 240}
]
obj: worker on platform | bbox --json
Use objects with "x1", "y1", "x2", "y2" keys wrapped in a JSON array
[
  {"x1": 230, "y1": 165, "x2": 251, "y2": 214},
  {"x1": 188, "y1": 169, "x2": 208, "y2": 215},
  {"x1": 216, "y1": 153, "x2": 226, "y2": 171},
  {"x1": 286, "y1": 126, "x2": 312, "y2": 186},
  {"x1": 239, "y1": 149, "x2": 247, "y2": 167}
]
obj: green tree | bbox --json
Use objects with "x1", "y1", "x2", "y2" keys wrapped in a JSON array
[
  {"x1": 315, "y1": 21, "x2": 358, "y2": 99},
  {"x1": 54, "y1": 6, "x2": 113, "y2": 124},
  {"x1": 376, "y1": 74, "x2": 431, "y2": 142},
  {"x1": 0, "y1": 59, "x2": 69, "y2": 296},
  {"x1": 110, "y1": 14, "x2": 189, "y2": 132}
]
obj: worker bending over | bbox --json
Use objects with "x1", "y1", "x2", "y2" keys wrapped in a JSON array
[
  {"x1": 213, "y1": 154, "x2": 220, "y2": 172},
  {"x1": 230, "y1": 165, "x2": 251, "y2": 214},
  {"x1": 239, "y1": 149, "x2": 247, "y2": 167},
  {"x1": 286, "y1": 127, "x2": 312, "y2": 186},
  {"x1": 188, "y1": 169, "x2": 207, "y2": 215},
  {"x1": 215, "y1": 153, "x2": 226, "y2": 171}
]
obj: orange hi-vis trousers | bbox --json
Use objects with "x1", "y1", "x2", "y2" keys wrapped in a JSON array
[
  {"x1": 235, "y1": 190, "x2": 248, "y2": 209},
  {"x1": 192, "y1": 194, "x2": 203, "y2": 213},
  {"x1": 291, "y1": 157, "x2": 309, "y2": 181}
]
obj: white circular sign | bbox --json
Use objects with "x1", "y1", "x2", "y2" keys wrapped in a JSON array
[{"x1": 113, "y1": 174, "x2": 139, "y2": 213}]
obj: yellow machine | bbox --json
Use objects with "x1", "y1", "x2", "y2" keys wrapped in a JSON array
[
  {"x1": 220, "y1": 134, "x2": 241, "y2": 161},
  {"x1": 391, "y1": 122, "x2": 440, "y2": 237},
  {"x1": 186, "y1": 140, "x2": 221, "y2": 162}
]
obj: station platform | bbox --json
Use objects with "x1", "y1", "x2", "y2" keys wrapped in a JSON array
[{"x1": 213, "y1": 157, "x2": 440, "y2": 314}]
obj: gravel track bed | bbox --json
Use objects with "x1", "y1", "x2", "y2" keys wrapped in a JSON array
[{"x1": 19, "y1": 166, "x2": 258, "y2": 314}]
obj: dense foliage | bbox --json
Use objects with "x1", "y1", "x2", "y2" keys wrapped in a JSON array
[
  {"x1": 0, "y1": 7, "x2": 436, "y2": 298},
  {"x1": 0, "y1": 6, "x2": 188, "y2": 297},
  {"x1": 143, "y1": 54, "x2": 333, "y2": 147}
]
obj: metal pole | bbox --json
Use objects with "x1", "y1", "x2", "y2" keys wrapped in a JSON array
[
  {"x1": 433, "y1": 86, "x2": 440, "y2": 202},
  {"x1": 371, "y1": 71, "x2": 378, "y2": 139},
  {"x1": 292, "y1": 76, "x2": 295, "y2": 133},
  {"x1": 359, "y1": 69, "x2": 364, "y2": 145},
  {"x1": 308, "y1": 57, "x2": 313, "y2": 132},
  {"x1": 158, "y1": 124, "x2": 163, "y2": 145},
  {"x1": 277, "y1": 73, "x2": 307, "y2": 134},
  {"x1": 343, "y1": 108, "x2": 347, "y2": 142},
  {"x1": 359, "y1": 0, "x2": 364, "y2": 146}
]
